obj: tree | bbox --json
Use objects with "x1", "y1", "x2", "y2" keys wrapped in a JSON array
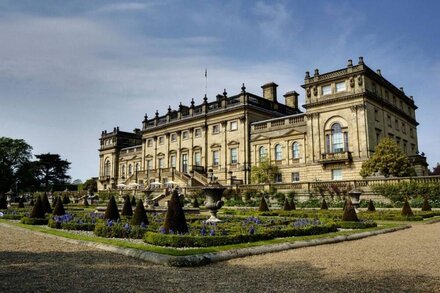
[
  {"x1": 81, "y1": 178, "x2": 97, "y2": 193},
  {"x1": 0, "y1": 137, "x2": 33, "y2": 193},
  {"x1": 131, "y1": 199, "x2": 149, "y2": 226},
  {"x1": 34, "y1": 153, "x2": 71, "y2": 188},
  {"x1": 251, "y1": 158, "x2": 280, "y2": 183},
  {"x1": 360, "y1": 137, "x2": 414, "y2": 178},
  {"x1": 431, "y1": 163, "x2": 440, "y2": 176},
  {"x1": 163, "y1": 189, "x2": 188, "y2": 234},
  {"x1": 104, "y1": 195, "x2": 120, "y2": 221}
]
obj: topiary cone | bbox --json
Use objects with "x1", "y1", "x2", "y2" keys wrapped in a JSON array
[
  {"x1": 290, "y1": 198, "x2": 296, "y2": 210},
  {"x1": 83, "y1": 197, "x2": 89, "y2": 206},
  {"x1": 0, "y1": 195, "x2": 7, "y2": 209},
  {"x1": 42, "y1": 193, "x2": 52, "y2": 214},
  {"x1": 52, "y1": 196, "x2": 66, "y2": 216},
  {"x1": 30, "y1": 196, "x2": 46, "y2": 219},
  {"x1": 52, "y1": 196, "x2": 58, "y2": 208},
  {"x1": 421, "y1": 197, "x2": 432, "y2": 211},
  {"x1": 18, "y1": 197, "x2": 25, "y2": 208},
  {"x1": 131, "y1": 196, "x2": 137, "y2": 206},
  {"x1": 163, "y1": 189, "x2": 188, "y2": 234},
  {"x1": 104, "y1": 195, "x2": 120, "y2": 221},
  {"x1": 131, "y1": 199, "x2": 149, "y2": 226},
  {"x1": 401, "y1": 199, "x2": 414, "y2": 216},
  {"x1": 121, "y1": 196, "x2": 133, "y2": 217},
  {"x1": 62, "y1": 194, "x2": 70, "y2": 204},
  {"x1": 192, "y1": 198, "x2": 199, "y2": 208},
  {"x1": 258, "y1": 196, "x2": 270, "y2": 212},
  {"x1": 367, "y1": 199, "x2": 376, "y2": 212},
  {"x1": 320, "y1": 198, "x2": 328, "y2": 210},
  {"x1": 342, "y1": 198, "x2": 359, "y2": 221},
  {"x1": 29, "y1": 198, "x2": 35, "y2": 206},
  {"x1": 283, "y1": 198, "x2": 291, "y2": 211}
]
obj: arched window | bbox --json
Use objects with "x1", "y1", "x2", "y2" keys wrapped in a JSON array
[
  {"x1": 292, "y1": 142, "x2": 300, "y2": 159},
  {"x1": 259, "y1": 146, "x2": 267, "y2": 161},
  {"x1": 121, "y1": 165, "x2": 126, "y2": 178},
  {"x1": 274, "y1": 144, "x2": 282, "y2": 161},
  {"x1": 332, "y1": 123, "x2": 345, "y2": 153},
  {"x1": 104, "y1": 160, "x2": 111, "y2": 177},
  {"x1": 128, "y1": 164, "x2": 133, "y2": 175}
]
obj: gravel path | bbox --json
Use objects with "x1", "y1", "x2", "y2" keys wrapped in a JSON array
[{"x1": 0, "y1": 222, "x2": 439, "y2": 292}]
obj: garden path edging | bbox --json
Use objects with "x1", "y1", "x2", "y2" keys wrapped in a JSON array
[{"x1": 0, "y1": 222, "x2": 411, "y2": 267}]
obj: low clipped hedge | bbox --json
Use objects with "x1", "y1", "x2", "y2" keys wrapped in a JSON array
[
  {"x1": 47, "y1": 219, "x2": 95, "y2": 231},
  {"x1": 20, "y1": 217, "x2": 49, "y2": 225},
  {"x1": 94, "y1": 222, "x2": 147, "y2": 239},
  {"x1": 1, "y1": 214, "x2": 24, "y2": 220},
  {"x1": 143, "y1": 223, "x2": 338, "y2": 247},
  {"x1": 336, "y1": 221, "x2": 377, "y2": 229}
]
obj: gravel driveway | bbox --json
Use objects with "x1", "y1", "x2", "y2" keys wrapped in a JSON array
[{"x1": 0, "y1": 222, "x2": 439, "y2": 292}]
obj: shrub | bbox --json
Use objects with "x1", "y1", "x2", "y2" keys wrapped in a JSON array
[
  {"x1": 0, "y1": 195, "x2": 7, "y2": 209},
  {"x1": 52, "y1": 197, "x2": 66, "y2": 216},
  {"x1": 401, "y1": 199, "x2": 414, "y2": 217},
  {"x1": 21, "y1": 216, "x2": 48, "y2": 225},
  {"x1": 52, "y1": 196, "x2": 58, "y2": 208},
  {"x1": 131, "y1": 199, "x2": 149, "y2": 226},
  {"x1": 62, "y1": 195, "x2": 70, "y2": 204},
  {"x1": 320, "y1": 198, "x2": 328, "y2": 210},
  {"x1": 29, "y1": 198, "x2": 35, "y2": 206},
  {"x1": 41, "y1": 193, "x2": 52, "y2": 214},
  {"x1": 290, "y1": 198, "x2": 296, "y2": 210},
  {"x1": 367, "y1": 199, "x2": 376, "y2": 212},
  {"x1": 342, "y1": 199, "x2": 359, "y2": 222},
  {"x1": 104, "y1": 195, "x2": 120, "y2": 221},
  {"x1": 163, "y1": 189, "x2": 188, "y2": 234},
  {"x1": 258, "y1": 196, "x2": 269, "y2": 212},
  {"x1": 337, "y1": 221, "x2": 377, "y2": 229},
  {"x1": 83, "y1": 197, "x2": 89, "y2": 206},
  {"x1": 30, "y1": 196, "x2": 46, "y2": 219},
  {"x1": 18, "y1": 197, "x2": 25, "y2": 208},
  {"x1": 121, "y1": 196, "x2": 133, "y2": 217},
  {"x1": 421, "y1": 197, "x2": 432, "y2": 211},
  {"x1": 94, "y1": 222, "x2": 147, "y2": 239},
  {"x1": 283, "y1": 199, "x2": 291, "y2": 211},
  {"x1": 192, "y1": 198, "x2": 200, "y2": 208},
  {"x1": 131, "y1": 196, "x2": 137, "y2": 206}
]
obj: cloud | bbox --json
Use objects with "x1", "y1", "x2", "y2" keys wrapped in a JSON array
[{"x1": 91, "y1": 2, "x2": 160, "y2": 14}]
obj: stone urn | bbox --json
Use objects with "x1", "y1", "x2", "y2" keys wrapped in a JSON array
[
  {"x1": 201, "y1": 182, "x2": 226, "y2": 223},
  {"x1": 348, "y1": 189, "x2": 362, "y2": 212}
]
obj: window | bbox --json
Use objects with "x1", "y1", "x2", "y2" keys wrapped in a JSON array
[
  {"x1": 403, "y1": 141, "x2": 408, "y2": 153},
  {"x1": 158, "y1": 158, "x2": 164, "y2": 169},
  {"x1": 374, "y1": 109, "x2": 379, "y2": 121},
  {"x1": 292, "y1": 143, "x2": 300, "y2": 159},
  {"x1": 332, "y1": 169, "x2": 342, "y2": 181},
  {"x1": 410, "y1": 128, "x2": 414, "y2": 138},
  {"x1": 146, "y1": 160, "x2": 152, "y2": 170},
  {"x1": 230, "y1": 121, "x2": 238, "y2": 131},
  {"x1": 387, "y1": 115, "x2": 392, "y2": 127},
  {"x1": 395, "y1": 119, "x2": 399, "y2": 131},
  {"x1": 194, "y1": 152, "x2": 201, "y2": 166},
  {"x1": 171, "y1": 133, "x2": 177, "y2": 142},
  {"x1": 259, "y1": 146, "x2": 267, "y2": 161},
  {"x1": 332, "y1": 123, "x2": 344, "y2": 153},
  {"x1": 212, "y1": 150, "x2": 220, "y2": 166},
  {"x1": 128, "y1": 164, "x2": 133, "y2": 175},
  {"x1": 230, "y1": 148, "x2": 238, "y2": 164},
  {"x1": 194, "y1": 128, "x2": 202, "y2": 138},
  {"x1": 291, "y1": 172, "x2": 300, "y2": 182},
  {"x1": 182, "y1": 131, "x2": 189, "y2": 140},
  {"x1": 322, "y1": 85, "x2": 331, "y2": 95},
  {"x1": 274, "y1": 173, "x2": 282, "y2": 183},
  {"x1": 121, "y1": 165, "x2": 126, "y2": 178},
  {"x1": 212, "y1": 124, "x2": 220, "y2": 134},
  {"x1": 135, "y1": 163, "x2": 140, "y2": 172},
  {"x1": 400, "y1": 100, "x2": 403, "y2": 109},
  {"x1": 274, "y1": 144, "x2": 282, "y2": 161},
  {"x1": 170, "y1": 155, "x2": 176, "y2": 168},
  {"x1": 336, "y1": 81, "x2": 346, "y2": 93},
  {"x1": 376, "y1": 130, "x2": 381, "y2": 145},
  {"x1": 158, "y1": 136, "x2": 164, "y2": 145},
  {"x1": 147, "y1": 139, "x2": 153, "y2": 147},
  {"x1": 402, "y1": 122, "x2": 406, "y2": 134}
]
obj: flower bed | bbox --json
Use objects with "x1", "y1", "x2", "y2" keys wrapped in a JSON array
[
  {"x1": 47, "y1": 213, "x2": 103, "y2": 231},
  {"x1": 94, "y1": 221, "x2": 148, "y2": 239}
]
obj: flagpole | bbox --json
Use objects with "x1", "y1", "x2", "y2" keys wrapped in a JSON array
[{"x1": 205, "y1": 69, "x2": 208, "y2": 97}]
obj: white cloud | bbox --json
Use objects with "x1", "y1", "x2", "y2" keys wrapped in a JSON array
[{"x1": 92, "y1": 2, "x2": 160, "y2": 14}]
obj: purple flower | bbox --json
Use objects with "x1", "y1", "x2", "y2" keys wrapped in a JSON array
[
  {"x1": 124, "y1": 223, "x2": 130, "y2": 230},
  {"x1": 249, "y1": 226, "x2": 255, "y2": 235},
  {"x1": 200, "y1": 226, "x2": 207, "y2": 236},
  {"x1": 159, "y1": 227, "x2": 166, "y2": 234},
  {"x1": 210, "y1": 229, "x2": 215, "y2": 236},
  {"x1": 140, "y1": 222, "x2": 146, "y2": 228}
]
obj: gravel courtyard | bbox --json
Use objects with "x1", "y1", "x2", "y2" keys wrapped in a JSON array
[{"x1": 0, "y1": 222, "x2": 439, "y2": 293}]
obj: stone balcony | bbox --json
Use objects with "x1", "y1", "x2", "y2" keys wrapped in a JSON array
[{"x1": 318, "y1": 151, "x2": 352, "y2": 165}]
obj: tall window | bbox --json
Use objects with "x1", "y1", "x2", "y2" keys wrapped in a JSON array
[
  {"x1": 212, "y1": 150, "x2": 220, "y2": 166},
  {"x1": 194, "y1": 152, "x2": 201, "y2": 166},
  {"x1": 274, "y1": 144, "x2": 282, "y2": 161},
  {"x1": 332, "y1": 123, "x2": 344, "y2": 153},
  {"x1": 170, "y1": 155, "x2": 176, "y2": 168},
  {"x1": 135, "y1": 163, "x2": 140, "y2": 172},
  {"x1": 292, "y1": 143, "x2": 300, "y2": 159},
  {"x1": 146, "y1": 160, "x2": 152, "y2": 170},
  {"x1": 128, "y1": 164, "x2": 133, "y2": 175},
  {"x1": 121, "y1": 165, "x2": 126, "y2": 178},
  {"x1": 158, "y1": 158, "x2": 164, "y2": 169},
  {"x1": 259, "y1": 146, "x2": 267, "y2": 161},
  {"x1": 230, "y1": 148, "x2": 238, "y2": 164}
]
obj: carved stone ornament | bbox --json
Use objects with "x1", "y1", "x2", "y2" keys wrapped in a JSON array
[
  {"x1": 313, "y1": 86, "x2": 318, "y2": 97},
  {"x1": 357, "y1": 75, "x2": 363, "y2": 86},
  {"x1": 350, "y1": 77, "x2": 355, "y2": 88},
  {"x1": 307, "y1": 88, "x2": 311, "y2": 98}
]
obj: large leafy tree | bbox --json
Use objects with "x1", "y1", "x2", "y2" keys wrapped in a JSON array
[
  {"x1": 82, "y1": 177, "x2": 98, "y2": 192},
  {"x1": 35, "y1": 153, "x2": 71, "y2": 188},
  {"x1": 360, "y1": 137, "x2": 414, "y2": 178},
  {"x1": 251, "y1": 158, "x2": 280, "y2": 183},
  {"x1": 431, "y1": 163, "x2": 440, "y2": 175},
  {"x1": 0, "y1": 137, "x2": 33, "y2": 193}
]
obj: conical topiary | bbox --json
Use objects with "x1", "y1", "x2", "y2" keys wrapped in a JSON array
[
  {"x1": 29, "y1": 198, "x2": 35, "y2": 206},
  {"x1": 30, "y1": 196, "x2": 46, "y2": 219},
  {"x1": 367, "y1": 199, "x2": 376, "y2": 212},
  {"x1": 131, "y1": 196, "x2": 137, "y2": 206},
  {"x1": 62, "y1": 194, "x2": 70, "y2": 204},
  {"x1": 52, "y1": 196, "x2": 66, "y2": 216},
  {"x1": 52, "y1": 196, "x2": 58, "y2": 208},
  {"x1": 0, "y1": 195, "x2": 7, "y2": 209},
  {"x1": 290, "y1": 198, "x2": 296, "y2": 210},
  {"x1": 258, "y1": 196, "x2": 269, "y2": 212},
  {"x1": 104, "y1": 195, "x2": 120, "y2": 221},
  {"x1": 163, "y1": 189, "x2": 188, "y2": 233},
  {"x1": 131, "y1": 199, "x2": 149, "y2": 226},
  {"x1": 401, "y1": 199, "x2": 414, "y2": 217},
  {"x1": 192, "y1": 198, "x2": 200, "y2": 208},
  {"x1": 83, "y1": 197, "x2": 89, "y2": 206},
  {"x1": 342, "y1": 198, "x2": 359, "y2": 222},
  {"x1": 121, "y1": 196, "x2": 133, "y2": 217},
  {"x1": 421, "y1": 197, "x2": 432, "y2": 211},
  {"x1": 320, "y1": 198, "x2": 328, "y2": 210},
  {"x1": 283, "y1": 198, "x2": 291, "y2": 211},
  {"x1": 18, "y1": 197, "x2": 25, "y2": 208},
  {"x1": 42, "y1": 193, "x2": 52, "y2": 214}
]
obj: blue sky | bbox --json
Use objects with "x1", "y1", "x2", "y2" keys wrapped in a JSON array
[{"x1": 0, "y1": 0, "x2": 439, "y2": 181}]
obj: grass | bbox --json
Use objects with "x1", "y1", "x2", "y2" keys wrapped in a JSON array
[{"x1": 0, "y1": 218, "x2": 402, "y2": 257}]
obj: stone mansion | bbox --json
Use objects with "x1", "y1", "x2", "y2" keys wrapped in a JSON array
[{"x1": 98, "y1": 57, "x2": 428, "y2": 191}]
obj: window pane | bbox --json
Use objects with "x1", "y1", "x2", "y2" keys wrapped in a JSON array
[
  {"x1": 259, "y1": 146, "x2": 267, "y2": 161},
  {"x1": 292, "y1": 143, "x2": 299, "y2": 159},
  {"x1": 322, "y1": 85, "x2": 331, "y2": 95},
  {"x1": 275, "y1": 145, "x2": 282, "y2": 160},
  {"x1": 230, "y1": 148, "x2": 238, "y2": 164},
  {"x1": 332, "y1": 169, "x2": 342, "y2": 180},
  {"x1": 336, "y1": 82, "x2": 346, "y2": 92}
]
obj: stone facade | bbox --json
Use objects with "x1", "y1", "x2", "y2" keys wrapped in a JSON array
[{"x1": 98, "y1": 57, "x2": 428, "y2": 191}]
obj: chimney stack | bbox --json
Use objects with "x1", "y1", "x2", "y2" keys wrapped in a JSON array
[
  {"x1": 261, "y1": 82, "x2": 278, "y2": 102},
  {"x1": 284, "y1": 91, "x2": 299, "y2": 109}
]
